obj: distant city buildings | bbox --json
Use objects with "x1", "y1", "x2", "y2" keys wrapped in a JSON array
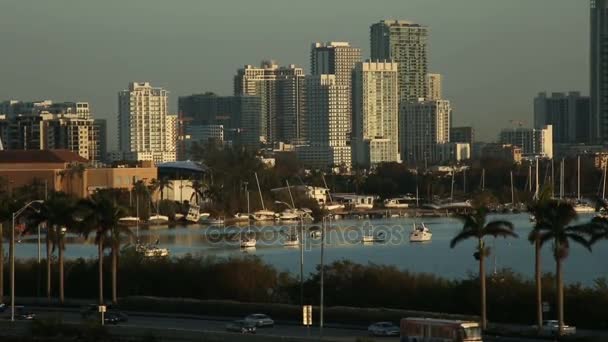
[
  {"x1": 177, "y1": 93, "x2": 262, "y2": 152},
  {"x1": 370, "y1": 19, "x2": 429, "y2": 103},
  {"x1": 498, "y1": 124, "x2": 553, "y2": 159},
  {"x1": 434, "y1": 142, "x2": 470, "y2": 163},
  {"x1": 450, "y1": 126, "x2": 474, "y2": 145},
  {"x1": 352, "y1": 61, "x2": 401, "y2": 167},
  {"x1": 481, "y1": 143, "x2": 523, "y2": 164},
  {"x1": 400, "y1": 99, "x2": 451, "y2": 164},
  {"x1": 426, "y1": 73, "x2": 442, "y2": 100},
  {"x1": 118, "y1": 82, "x2": 176, "y2": 163},
  {"x1": 591, "y1": 0, "x2": 608, "y2": 143},
  {"x1": 234, "y1": 61, "x2": 306, "y2": 145},
  {"x1": 0, "y1": 100, "x2": 105, "y2": 163},
  {"x1": 534, "y1": 92, "x2": 590, "y2": 144},
  {"x1": 297, "y1": 75, "x2": 351, "y2": 169}
]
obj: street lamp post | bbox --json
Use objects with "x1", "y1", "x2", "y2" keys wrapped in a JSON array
[{"x1": 11, "y1": 200, "x2": 43, "y2": 322}]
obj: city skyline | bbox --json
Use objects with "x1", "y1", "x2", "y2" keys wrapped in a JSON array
[{"x1": 0, "y1": 0, "x2": 588, "y2": 148}]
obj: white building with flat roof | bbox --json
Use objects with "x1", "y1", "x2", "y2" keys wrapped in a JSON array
[
  {"x1": 118, "y1": 82, "x2": 176, "y2": 163},
  {"x1": 352, "y1": 61, "x2": 400, "y2": 167}
]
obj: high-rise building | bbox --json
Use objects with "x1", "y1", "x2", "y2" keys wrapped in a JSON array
[
  {"x1": 311, "y1": 42, "x2": 361, "y2": 132},
  {"x1": 178, "y1": 93, "x2": 262, "y2": 151},
  {"x1": 118, "y1": 82, "x2": 176, "y2": 163},
  {"x1": 450, "y1": 126, "x2": 475, "y2": 145},
  {"x1": 400, "y1": 99, "x2": 451, "y2": 164},
  {"x1": 352, "y1": 61, "x2": 400, "y2": 167},
  {"x1": 499, "y1": 125, "x2": 553, "y2": 159},
  {"x1": 234, "y1": 61, "x2": 305, "y2": 145},
  {"x1": 0, "y1": 101, "x2": 103, "y2": 162},
  {"x1": 591, "y1": 0, "x2": 608, "y2": 142},
  {"x1": 297, "y1": 75, "x2": 351, "y2": 169},
  {"x1": 426, "y1": 73, "x2": 442, "y2": 100},
  {"x1": 534, "y1": 92, "x2": 591, "y2": 144},
  {"x1": 370, "y1": 19, "x2": 429, "y2": 103}
]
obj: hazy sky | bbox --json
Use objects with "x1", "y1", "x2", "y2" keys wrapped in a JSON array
[{"x1": 0, "y1": 0, "x2": 589, "y2": 148}]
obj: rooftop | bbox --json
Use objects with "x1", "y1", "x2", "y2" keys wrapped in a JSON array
[{"x1": 0, "y1": 150, "x2": 88, "y2": 164}]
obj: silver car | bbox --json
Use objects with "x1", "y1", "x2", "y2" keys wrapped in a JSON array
[
  {"x1": 368, "y1": 321, "x2": 400, "y2": 336},
  {"x1": 244, "y1": 313, "x2": 274, "y2": 328}
]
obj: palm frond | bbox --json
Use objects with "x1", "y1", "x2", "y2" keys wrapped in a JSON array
[{"x1": 450, "y1": 230, "x2": 477, "y2": 248}]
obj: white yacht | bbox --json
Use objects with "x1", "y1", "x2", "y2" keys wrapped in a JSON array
[
  {"x1": 136, "y1": 242, "x2": 169, "y2": 257},
  {"x1": 252, "y1": 210, "x2": 277, "y2": 221},
  {"x1": 384, "y1": 197, "x2": 414, "y2": 209},
  {"x1": 410, "y1": 223, "x2": 432, "y2": 242},
  {"x1": 279, "y1": 209, "x2": 299, "y2": 221},
  {"x1": 574, "y1": 202, "x2": 595, "y2": 213},
  {"x1": 206, "y1": 217, "x2": 225, "y2": 226},
  {"x1": 233, "y1": 212, "x2": 250, "y2": 222},
  {"x1": 148, "y1": 215, "x2": 169, "y2": 225},
  {"x1": 118, "y1": 216, "x2": 140, "y2": 227}
]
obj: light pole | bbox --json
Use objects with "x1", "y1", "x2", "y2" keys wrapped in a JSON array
[
  {"x1": 319, "y1": 214, "x2": 329, "y2": 340},
  {"x1": 11, "y1": 200, "x2": 43, "y2": 322}
]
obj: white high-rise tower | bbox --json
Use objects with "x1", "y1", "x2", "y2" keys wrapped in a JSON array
[{"x1": 118, "y1": 82, "x2": 176, "y2": 163}]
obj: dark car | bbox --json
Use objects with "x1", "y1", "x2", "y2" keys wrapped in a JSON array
[
  {"x1": 15, "y1": 306, "x2": 36, "y2": 320},
  {"x1": 225, "y1": 320, "x2": 257, "y2": 334},
  {"x1": 81, "y1": 304, "x2": 128, "y2": 324}
]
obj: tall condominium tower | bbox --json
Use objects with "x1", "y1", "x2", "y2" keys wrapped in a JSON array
[
  {"x1": 297, "y1": 75, "x2": 351, "y2": 169},
  {"x1": 352, "y1": 61, "x2": 400, "y2": 167},
  {"x1": 591, "y1": 0, "x2": 608, "y2": 142},
  {"x1": 234, "y1": 61, "x2": 305, "y2": 145},
  {"x1": 534, "y1": 92, "x2": 591, "y2": 144},
  {"x1": 118, "y1": 82, "x2": 176, "y2": 163},
  {"x1": 426, "y1": 73, "x2": 442, "y2": 100},
  {"x1": 311, "y1": 42, "x2": 361, "y2": 132},
  {"x1": 400, "y1": 99, "x2": 451, "y2": 164},
  {"x1": 370, "y1": 20, "x2": 429, "y2": 103}
]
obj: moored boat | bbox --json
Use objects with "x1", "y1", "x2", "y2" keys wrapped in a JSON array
[
  {"x1": 410, "y1": 223, "x2": 432, "y2": 242},
  {"x1": 118, "y1": 216, "x2": 140, "y2": 226}
]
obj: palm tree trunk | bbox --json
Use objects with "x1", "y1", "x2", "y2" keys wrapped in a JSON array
[
  {"x1": 98, "y1": 241, "x2": 104, "y2": 305},
  {"x1": 557, "y1": 257, "x2": 564, "y2": 335},
  {"x1": 0, "y1": 222, "x2": 4, "y2": 305},
  {"x1": 58, "y1": 233, "x2": 65, "y2": 305},
  {"x1": 46, "y1": 233, "x2": 52, "y2": 301},
  {"x1": 112, "y1": 245, "x2": 118, "y2": 304},
  {"x1": 535, "y1": 237, "x2": 542, "y2": 333},
  {"x1": 479, "y1": 238, "x2": 487, "y2": 330}
]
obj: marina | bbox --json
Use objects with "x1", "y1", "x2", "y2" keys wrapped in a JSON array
[{"x1": 8, "y1": 212, "x2": 608, "y2": 286}]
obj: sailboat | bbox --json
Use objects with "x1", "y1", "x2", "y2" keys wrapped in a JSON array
[
  {"x1": 251, "y1": 172, "x2": 277, "y2": 221},
  {"x1": 321, "y1": 174, "x2": 344, "y2": 211},
  {"x1": 409, "y1": 222, "x2": 432, "y2": 242},
  {"x1": 282, "y1": 229, "x2": 300, "y2": 247},
  {"x1": 574, "y1": 156, "x2": 595, "y2": 213},
  {"x1": 240, "y1": 187, "x2": 257, "y2": 248}
]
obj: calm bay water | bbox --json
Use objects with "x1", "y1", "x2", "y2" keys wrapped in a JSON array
[{"x1": 7, "y1": 213, "x2": 608, "y2": 286}]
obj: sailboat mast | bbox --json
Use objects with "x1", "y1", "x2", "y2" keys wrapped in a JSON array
[
  {"x1": 528, "y1": 164, "x2": 532, "y2": 192},
  {"x1": 510, "y1": 171, "x2": 514, "y2": 205},
  {"x1": 481, "y1": 168, "x2": 485, "y2": 191},
  {"x1": 577, "y1": 155, "x2": 581, "y2": 200},
  {"x1": 450, "y1": 168, "x2": 455, "y2": 202},
  {"x1": 286, "y1": 180, "x2": 296, "y2": 208},
  {"x1": 254, "y1": 172, "x2": 265, "y2": 210},
  {"x1": 551, "y1": 159, "x2": 555, "y2": 198},
  {"x1": 534, "y1": 157, "x2": 539, "y2": 200},
  {"x1": 560, "y1": 159, "x2": 564, "y2": 199},
  {"x1": 322, "y1": 174, "x2": 333, "y2": 204},
  {"x1": 602, "y1": 162, "x2": 608, "y2": 200}
]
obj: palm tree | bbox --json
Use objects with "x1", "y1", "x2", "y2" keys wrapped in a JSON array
[
  {"x1": 27, "y1": 192, "x2": 77, "y2": 304},
  {"x1": 0, "y1": 194, "x2": 21, "y2": 304},
  {"x1": 533, "y1": 200, "x2": 600, "y2": 335},
  {"x1": 187, "y1": 179, "x2": 207, "y2": 205},
  {"x1": 76, "y1": 192, "x2": 125, "y2": 305},
  {"x1": 149, "y1": 177, "x2": 173, "y2": 201},
  {"x1": 450, "y1": 206, "x2": 518, "y2": 330},
  {"x1": 527, "y1": 186, "x2": 553, "y2": 333},
  {"x1": 106, "y1": 209, "x2": 130, "y2": 304}
]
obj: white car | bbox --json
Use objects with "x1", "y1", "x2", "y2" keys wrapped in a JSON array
[
  {"x1": 368, "y1": 321, "x2": 400, "y2": 336},
  {"x1": 244, "y1": 313, "x2": 274, "y2": 328},
  {"x1": 537, "y1": 320, "x2": 576, "y2": 336}
]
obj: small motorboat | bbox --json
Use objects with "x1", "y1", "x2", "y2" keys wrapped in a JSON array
[
  {"x1": 361, "y1": 231, "x2": 386, "y2": 243},
  {"x1": 410, "y1": 223, "x2": 432, "y2": 242},
  {"x1": 135, "y1": 240, "x2": 169, "y2": 257},
  {"x1": 283, "y1": 231, "x2": 300, "y2": 247},
  {"x1": 199, "y1": 212, "x2": 211, "y2": 222},
  {"x1": 309, "y1": 227, "x2": 322, "y2": 239},
  {"x1": 206, "y1": 217, "x2": 224, "y2": 226},
  {"x1": 174, "y1": 213, "x2": 185, "y2": 221},
  {"x1": 279, "y1": 210, "x2": 299, "y2": 221}
]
